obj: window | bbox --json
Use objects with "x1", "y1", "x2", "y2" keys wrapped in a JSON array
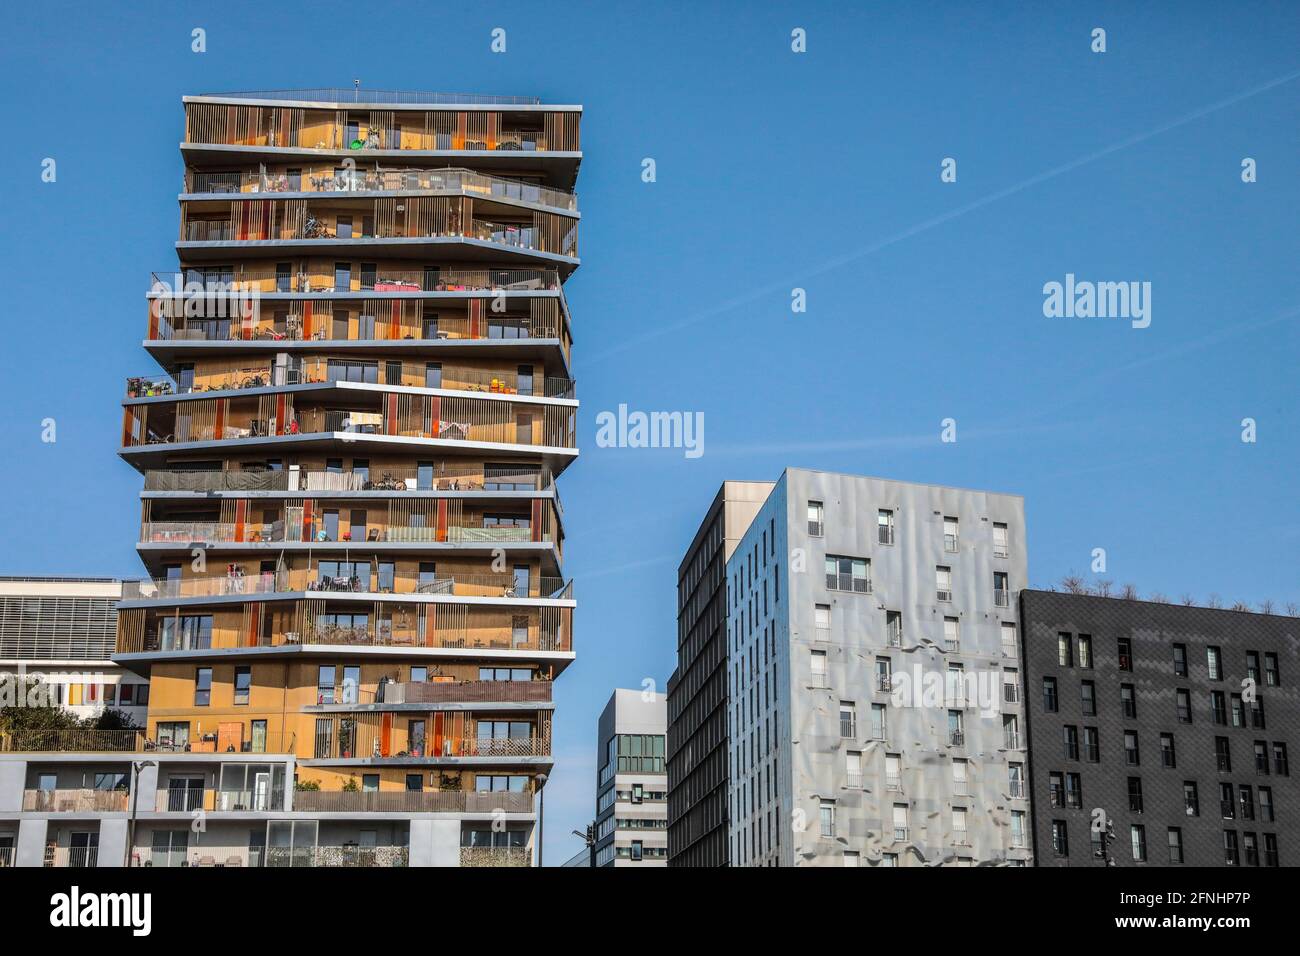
[
  {"x1": 843, "y1": 851, "x2": 859, "y2": 867},
  {"x1": 1184, "y1": 782, "x2": 1200, "y2": 816},
  {"x1": 1264, "y1": 833, "x2": 1279, "y2": 867},
  {"x1": 1264, "y1": 652, "x2": 1279, "y2": 686},
  {"x1": 1049, "y1": 771, "x2": 1065, "y2": 808},
  {"x1": 1130, "y1": 825, "x2": 1146, "y2": 862},
  {"x1": 948, "y1": 710, "x2": 965, "y2": 746},
  {"x1": 1249, "y1": 698, "x2": 1265, "y2": 730},
  {"x1": 807, "y1": 501, "x2": 823, "y2": 537},
  {"x1": 1239, "y1": 785, "x2": 1255, "y2": 821},
  {"x1": 1077, "y1": 635, "x2": 1092, "y2": 669},
  {"x1": 1117, "y1": 637, "x2": 1132, "y2": 671},
  {"x1": 993, "y1": 571, "x2": 1009, "y2": 607},
  {"x1": 1010, "y1": 811, "x2": 1026, "y2": 846},
  {"x1": 1223, "y1": 830, "x2": 1239, "y2": 866},
  {"x1": 194, "y1": 667, "x2": 212, "y2": 706},
  {"x1": 317, "y1": 666, "x2": 336, "y2": 705},
  {"x1": 892, "y1": 804, "x2": 909, "y2": 841},
  {"x1": 943, "y1": 617, "x2": 959, "y2": 652},
  {"x1": 1211, "y1": 691, "x2": 1227, "y2": 725},
  {"x1": 1008, "y1": 762, "x2": 1025, "y2": 799},
  {"x1": 1274, "y1": 742, "x2": 1289, "y2": 776},
  {"x1": 992, "y1": 522, "x2": 1009, "y2": 557},
  {"x1": 1160, "y1": 733, "x2": 1176, "y2": 768},
  {"x1": 839, "y1": 702, "x2": 856, "y2": 739},
  {"x1": 810, "y1": 649, "x2": 827, "y2": 687},
  {"x1": 1051, "y1": 820, "x2": 1069, "y2": 858},
  {"x1": 1176, "y1": 689, "x2": 1192, "y2": 723},
  {"x1": 875, "y1": 657, "x2": 892, "y2": 692},
  {"x1": 952, "y1": 806, "x2": 969, "y2": 843},
  {"x1": 1231, "y1": 694, "x2": 1247, "y2": 727},
  {"x1": 1207, "y1": 645, "x2": 1222, "y2": 681},
  {"x1": 1062, "y1": 725, "x2": 1079, "y2": 760},
  {"x1": 885, "y1": 753, "x2": 901, "y2": 790},
  {"x1": 870, "y1": 704, "x2": 886, "y2": 740},
  {"x1": 846, "y1": 751, "x2": 862, "y2": 789},
  {"x1": 1173, "y1": 643, "x2": 1187, "y2": 677},
  {"x1": 815, "y1": 605, "x2": 831, "y2": 638},
  {"x1": 952, "y1": 758, "x2": 968, "y2": 796},
  {"x1": 877, "y1": 509, "x2": 894, "y2": 545},
  {"x1": 1003, "y1": 714, "x2": 1021, "y2": 750},
  {"x1": 887, "y1": 610, "x2": 903, "y2": 646},
  {"x1": 1042, "y1": 677, "x2": 1058, "y2": 712},
  {"x1": 1080, "y1": 680, "x2": 1096, "y2": 716},
  {"x1": 935, "y1": 566, "x2": 952, "y2": 602},
  {"x1": 1066, "y1": 772, "x2": 1083, "y2": 808},
  {"x1": 1058, "y1": 633, "x2": 1073, "y2": 667},
  {"x1": 826, "y1": 556, "x2": 870, "y2": 593},
  {"x1": 234, "y1": 666, "x2": 251, "y2": 706},
  {"x1": 1083, "y1": 726, "x2": 1100, "y2": 763},
  {"x1": 943, "y1": 517, "x2": 959, "y2": 552},
  {"x1": 1243, "y1": 832, "x2": 1259, "y2": 867},
  {"x1": 1259, "y1": 787, "x2": 1274, "y2": 822},
  {"x1": 819, "y1": 799, "x2": 836, "y2": 837},
  {"x1": 1254, "y1": 740, "x2": 1270, "y2": 774},
  {"x1": 1121, "y1": 684, "x2": 1137, "y2": 718},
  {"x1": 1216, "y1": 737, "x2": 1232, "y2": 772},
  {"x1": 1001, "y1": 623, "x2": 1018, "y2": 658},
  {"x1": 1246, "y1": 651, "x2": 1260, "y2": 683},
  {"x1": 1124, "y1": 731, "x2": 1140, "y2": 765},
  {"x1": 1128, "y1": 777, "x2": 1144, "y2": 813},
  {"x1": 1167, "y1": 827, "x2": 1183, "y2": 864}
]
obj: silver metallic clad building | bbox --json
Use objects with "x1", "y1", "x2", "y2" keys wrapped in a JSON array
[{"x1": 723, "y1": 469, "x2": 1032, "y2": 866}]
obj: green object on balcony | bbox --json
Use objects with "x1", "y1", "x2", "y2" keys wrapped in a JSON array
[{"x1": 350, "y1": 139, "x2": 364, "y2": 149}]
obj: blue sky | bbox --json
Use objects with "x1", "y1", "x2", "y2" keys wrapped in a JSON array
[{"x1": 1, "y1": 1, "x2": 1296, "y2": 863}]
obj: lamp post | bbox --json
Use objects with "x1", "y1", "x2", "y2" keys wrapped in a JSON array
[
  {"x1": 534, "y1": 772, "x2": 548, "y2": 868},
  {"x1": 125, "y1": 759, "x2": 157, "y2": 867}
]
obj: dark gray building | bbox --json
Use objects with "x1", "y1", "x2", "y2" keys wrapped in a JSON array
[
  {"x1": 667, "y1": 481, "x2": 772, "y2": 866},
  {"x1": 1020, "y1": 589, "x2": 1296, "y2": 867}
]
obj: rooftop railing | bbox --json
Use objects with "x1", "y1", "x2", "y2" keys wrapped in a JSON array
[
  {"x1": 204, "y1": 88, "x2": 543, "y2": 106},
  {"x1": 187, "y1": 166, "x2": 576, "y2": 211}
]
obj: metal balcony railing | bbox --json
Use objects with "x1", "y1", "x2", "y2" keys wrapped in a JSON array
[
  {"x1": 124, "y1": 572, "x2": 570, "y2": 603},
  {"x1": 459, "y1": 846, "x2": 531, "y2": 867},
  {"x1": 23, "y1": 789, "x2": 129, "y2": 812},
  {"x1": 187, "y1": 166, "x2": 577, "y2": 211},
  {"x1": 936, "y1": 589, "x2": 953, "y2": 602},
  {"x1": 2, "y1": 729, "x2": 145, "y2": 753},
  {"x1": 150, "y1": 266, "x2": 562, "y2": 296},
  {"x1": 949, "y1": 731, "x2": 965, "y2": 747},
  {"x1": 45, "y1": 846, "x2": 99, "y2": 868},
  {"x1": 293, "y1": 790, "x2": 532, "y2": 814},
  {"x1": 143, "y1": 463, "x2": 552, "y2": 494},
  {"x1": 383, "y1": 679, "x2": 553, "y2": 705},
  {"x1": 994, "y1": 588, "x2": 1012, "y2": 608}
]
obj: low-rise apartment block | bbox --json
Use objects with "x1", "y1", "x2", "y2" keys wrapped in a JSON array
[{"x1": 1019, "y1": 589, "x2": 1296, "y2": 867}]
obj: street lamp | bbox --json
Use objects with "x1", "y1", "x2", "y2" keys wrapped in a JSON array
[
  {"x1": 125, "y1": 759, "x2": 157, "y2": 867},
  {"x1": 534, "y1": 772, "x2": 548, "y2": 868}
]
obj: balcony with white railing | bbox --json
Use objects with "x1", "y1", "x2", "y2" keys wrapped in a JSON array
[
  {"x1": 45, "y1": 846, "x2": 100, "y2": 868},
  {"x1": 292, "y1": 789, "x2": 532, "y2": 814}
]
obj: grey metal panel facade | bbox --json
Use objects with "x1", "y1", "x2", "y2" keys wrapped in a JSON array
[
  {"x1": 1020, "y1": 590, "x2": 1298, "y2": 867},
  {"x1": 728, "y1": 469, "x2": 1031, "y2": 866}
]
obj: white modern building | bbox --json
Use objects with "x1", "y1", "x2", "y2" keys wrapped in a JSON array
[
  {"x1": 595, "y1": 689, "x2": 667, "y2": 866},
  {"x1": 0, "y1": 578, "x2": 149, "y2": 725},
  {"x1": 720, "y1": 469, "x2": 1032, "y2": 866}
]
